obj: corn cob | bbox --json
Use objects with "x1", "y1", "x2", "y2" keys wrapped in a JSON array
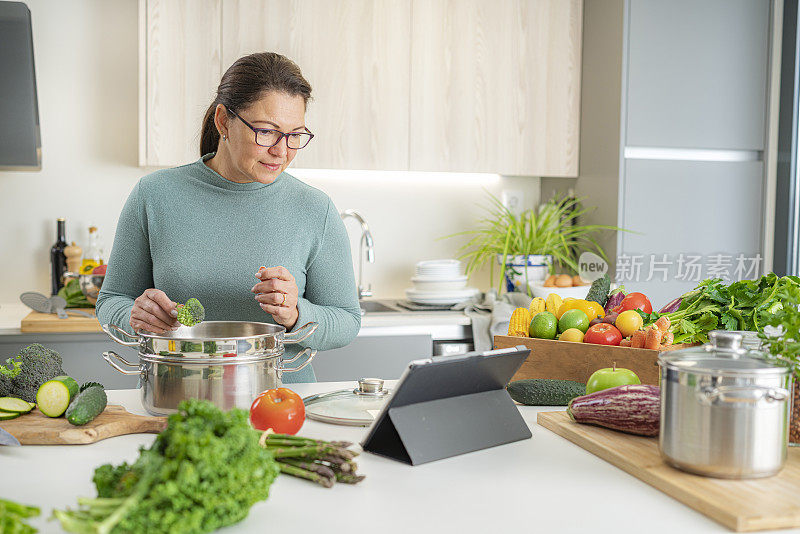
[
  {"x1": 545, "y1": 294, "x2": 563, "y2": 316},
  {"x1": 528, "y1": 297, "x2": 546, "y2": 317},
  {"x1": 508, "y1": 307, "x2": 532, "y2": 337}
]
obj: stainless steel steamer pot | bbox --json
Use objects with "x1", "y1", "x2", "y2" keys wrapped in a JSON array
[
  {"x1": 658, "y1": 331, "x2": 792, "y2": 479},
  {"x1": 101, "y1": 321, "x2": 317, "y2": 416}
]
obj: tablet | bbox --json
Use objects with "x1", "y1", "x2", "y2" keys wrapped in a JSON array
[{"x1": 361, "y1": 345, "x2": 532, "y2": 465}]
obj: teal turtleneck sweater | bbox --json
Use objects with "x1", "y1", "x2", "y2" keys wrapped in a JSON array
[{"x1": 96, "y1": 155, "x2": 361, "y2": 382}]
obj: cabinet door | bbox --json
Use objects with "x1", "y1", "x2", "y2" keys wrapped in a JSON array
[
  {"x1": 619, "y1": 159, "x2": 763, "y2": 308},
  {"x1": 221, "y1": 0, "x2": 410, "y2": 171},
  {"x1": 409, "y1": 0, "x2": 582, "y2": 176},
  {"x1": 140, "y1": 0, "x2": 222, "y2": 166},
  {"x1": 625, "y1": 0, "x2": 770, "y2": 150}
]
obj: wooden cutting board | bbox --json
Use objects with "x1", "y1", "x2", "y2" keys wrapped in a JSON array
[
  {"x1": 0, "y1": 405, "x2": 167, "y2": 445},
  {"x1": 20, "y1": 310, "x2": 102, "y2": 333},
  {"x1": 537, "y1": 411, "x2": 800, "y2": 532}
]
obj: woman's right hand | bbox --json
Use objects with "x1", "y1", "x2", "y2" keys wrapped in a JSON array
[{"x1": 130, "y1": 288, "x2": 179, "y2": 334}]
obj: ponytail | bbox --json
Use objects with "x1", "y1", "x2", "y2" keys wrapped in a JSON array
[{"x1": 200, "y1": 102, "x2": 221, "y2": 157}]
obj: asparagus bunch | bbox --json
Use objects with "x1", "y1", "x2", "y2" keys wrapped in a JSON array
[{"x1": 259, "y1": 432, "x2": 365, "y2": 488}]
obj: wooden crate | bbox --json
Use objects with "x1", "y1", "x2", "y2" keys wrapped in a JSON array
[{"x1": 494, "y1": 335, "x2": 694, "y2": 385}]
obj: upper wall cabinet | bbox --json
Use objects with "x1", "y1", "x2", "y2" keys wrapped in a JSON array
[
  {"x1": 139, "y1": 0, "x2": 222, "y2": 167},
  {"x1": 625, "y1": 0, "x2": 769, "y2": 150},
  {"x1": 221, "y1": 0, "x2": 410, "y2": 171},
  {"x1": 409, "y1": 0, "x2": 582, "y2": 176},
  {"x1": 139, "y1": 0, "x2": 583, "y2": 175}
]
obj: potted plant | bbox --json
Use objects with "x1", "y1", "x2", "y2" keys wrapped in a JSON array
[{"x1": 448, "y1": 192, "x2": 621, "y2": 295}]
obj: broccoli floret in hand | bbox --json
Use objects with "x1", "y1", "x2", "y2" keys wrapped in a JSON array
[
  {"x1": 176, "y1": 298, "x2": 205, "y2": 327},
  {"x1": 0, "y1": 343, "x2": 65, "y2": 402}
]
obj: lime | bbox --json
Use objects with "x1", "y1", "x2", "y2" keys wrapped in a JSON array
[
  {"x1": 559, "y1": 328, "x2": 584, "y2": 342},
  {"x1": 558, "y1": 309, "x2": 590, "y2": 333},
  {"x1": 529, "y1": 311, "x2": 558, "y2": 339}
]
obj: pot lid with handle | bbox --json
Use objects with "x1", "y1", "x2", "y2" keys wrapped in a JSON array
[
  {"x1": 659, "y1": 330, "x2": 791, "y2": 378},
  {"x1": 303, "y1": 378, "x2": 391, "y2": 426}
]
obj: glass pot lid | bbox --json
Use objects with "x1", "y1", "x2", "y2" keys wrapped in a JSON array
[{"x1": 303, "y1": 378, "x2": 390, "y2": 426}]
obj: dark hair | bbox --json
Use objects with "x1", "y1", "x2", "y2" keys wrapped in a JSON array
[{"x1": 200, "y1": 52, "x2": 312, "y2": 157}]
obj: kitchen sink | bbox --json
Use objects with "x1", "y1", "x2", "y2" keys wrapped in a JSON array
[{"x1": 359, "y1": 301, "x2": 401, "y2": 314}]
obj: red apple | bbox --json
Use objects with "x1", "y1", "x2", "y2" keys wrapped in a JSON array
[{"x1": 585, "y1": 363, "x2": 641, "y2": 394}]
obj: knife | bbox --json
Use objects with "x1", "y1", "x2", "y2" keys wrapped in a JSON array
[{"x1": 0, "y1": 426, "x2": 21, "y2": 446}]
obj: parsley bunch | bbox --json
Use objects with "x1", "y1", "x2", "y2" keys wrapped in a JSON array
[
  {"x1": 53, "y1": 399, "x2": 279, "y2": 534},
  {"x1": 760, "y1": 283, "x2": 800, "y2": 374},
  {"x1": 645, "y1": 273, "x2": 800, "y2": 344}
]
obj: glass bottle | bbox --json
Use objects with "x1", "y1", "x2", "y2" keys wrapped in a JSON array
[
  {"x1": 80, "y1": 226, "x2": 104, "y2": 274},
  {"x1": 50, "y1": 218, "x2": 67, "y2": 295}
]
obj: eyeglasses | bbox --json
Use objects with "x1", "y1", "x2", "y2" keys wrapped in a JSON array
[{"x1": 228, "y1": 108, "x2": 314, "y2": 149}]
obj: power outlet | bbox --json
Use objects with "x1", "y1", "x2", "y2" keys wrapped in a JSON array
[{"x1": 501, "y1": 189, "x2": 524, "y2": 214}]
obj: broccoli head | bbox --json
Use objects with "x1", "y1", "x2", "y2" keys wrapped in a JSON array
[
  {"x1": 176, "y1": 298, "x2": 205, "y2": 327},
  {"x1": 0, "y1": 344, "x2": 65, "y2": 402}
]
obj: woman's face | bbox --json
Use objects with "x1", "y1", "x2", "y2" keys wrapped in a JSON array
[{"x1": 216, "y1": 91, "x2": 308, "y2": 184}]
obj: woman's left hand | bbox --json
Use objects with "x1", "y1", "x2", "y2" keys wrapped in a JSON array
[{"x1": 252, "y1": 266, "x2": 299, "y2": 329}]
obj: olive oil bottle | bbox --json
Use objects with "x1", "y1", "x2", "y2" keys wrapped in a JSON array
[{"x1": 79, "y1": 226, "x2": 104, "y2": 274}]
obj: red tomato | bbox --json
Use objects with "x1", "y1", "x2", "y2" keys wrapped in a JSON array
[
  {"x1": 249, "y1": 388, "x2": 306, "y2": 434},
  {"x1": 583, "y1": 323, "x2": 623, "y2": 346},
  {"x1": 618, "y1": 292, "x2": 653, "y2": 314}
]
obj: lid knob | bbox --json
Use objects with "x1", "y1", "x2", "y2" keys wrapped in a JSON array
[
  {"x1": 708, "y1": 330, "x2": 744, "y2": 352},
  {"x1": 357, "y1": 378, "x2": 384, "y2": 394}
]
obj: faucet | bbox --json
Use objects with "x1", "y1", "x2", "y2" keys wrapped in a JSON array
[{"x1": 340, "y1": 209, "x2": 375, "y2": 300}]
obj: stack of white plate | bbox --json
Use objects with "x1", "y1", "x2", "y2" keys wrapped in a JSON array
[{"x1": 405, "y1": 260, "x2": 479, "y2": 305}]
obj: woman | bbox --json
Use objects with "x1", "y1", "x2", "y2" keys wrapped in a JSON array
[{"x1": 97, "y1": 52, "x2": 361, "y2": 382}]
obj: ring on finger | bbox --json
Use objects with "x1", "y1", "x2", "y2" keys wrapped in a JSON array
[{"x1": 279, "y1": 292, "x2": 286, "y2": 306}]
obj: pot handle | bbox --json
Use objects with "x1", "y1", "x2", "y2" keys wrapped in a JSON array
[
  {"x1": 102, "y1": 350, "x2": 140, "y2": 376},
  {"x1": 698, "y1": 385, "x2": 789, "y2": 405},
  {"x1": 102, "y1": 323, "x2": 140, "y2": 347},
  {"x1": 282, "y1": 348, "x2": 317, "y2": 373},
  {"x1": 283, "y1": 322, "x2": 318, "y2": 344}
]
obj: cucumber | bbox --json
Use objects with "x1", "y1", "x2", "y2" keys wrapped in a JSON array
[
  {"x1": 507, "y1": 379, "x2": 586, "y2": 406},
  {"x1": 0, "y1": 396, "x2": 34, "y2": 414},
  {"x1": 567, "y1": 384, "x2": 660, "y2": 436},
  {"x1": 65, "y1": 386, "x2": 107, "y2": 426},
  {"x1": 36, "y1": 376, "x2": 80, "y2": 417}
]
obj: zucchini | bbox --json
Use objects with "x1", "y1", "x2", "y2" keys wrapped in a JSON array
[
  {"x1": 586, "y1": 274, "x2": 611, "y2": 308},
  {"x1": 0, "y1": 396, "x2": 34, "y2": 414},
  {"x1": 65, "y1": 386, "x2": 107, "y2": 426},
  {"x1": 507, "y1": 379, "x2": 586, "y2": 406},
  {"x1": 0, "y1": 411, "x2": 20, "y2": 421},
  {"x1": 36, "y1": 376, "x2": 80, "y2": 417},
  {"x1": 567, "y1": 384, "x2": 660, "y2": 436}
]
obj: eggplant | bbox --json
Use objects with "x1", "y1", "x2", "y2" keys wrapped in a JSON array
[
  {"x1": 659, "y1": 297, "x2": 681, "y2": 314},
  {"x1": 567, "y1": 384, "x2": 660, "y2": 437},
  {"x1": 601, "y1": 311, "x2": 619, "y2": 324},
  {"x1": 604, "y1": 291, "x2": 625, "y2": 313}
]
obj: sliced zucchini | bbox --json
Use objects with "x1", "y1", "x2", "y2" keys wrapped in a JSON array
[
  {"x1": 36, "y1": 376, "x2": 80, "y2": 417},
  {"x1": 0, "y1": 411, "x2": 20, "y2": 421},
  {"x1": 0, "y1": 396, "x2": 34, "y2": 414}
]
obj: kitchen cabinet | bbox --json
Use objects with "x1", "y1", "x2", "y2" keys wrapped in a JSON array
[
  {"x1": 626, "y1": 0, "x2": 770, "y2": 150},
  {"x1": 138, "y1": 0, "x2": 222, "y2": 167},
  {"x1": 311, "y1": 333, "x2": 431, "y2": 382},
  {"x1": 575, "y1": 0, "x2": 775, "y2": 305},
  {"x1": 220, "y1": 0, "x2": 410, "y2": 171},
  {"x1": 138, "y1": 0, "x2": 582, "y2": 175},
  {"x1": 409, "y1": 0, "x2": 582, "y2": 176},
  {"x1": 619, "y1": 159, "x2": 764, "y2": 306}
]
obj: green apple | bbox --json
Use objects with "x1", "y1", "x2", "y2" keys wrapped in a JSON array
[{"x1": 585, "y1": 363, "x2": 641, "y2": 394}]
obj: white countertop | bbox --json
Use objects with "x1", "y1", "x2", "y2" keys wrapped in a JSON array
[{"x1": 2, "y1": 382, "x2": 777, "y2": 534}]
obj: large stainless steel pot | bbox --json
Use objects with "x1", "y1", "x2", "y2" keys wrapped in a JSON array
[
  {"x1": 658, "y1": 331, "x2": 792, "y2": 479},
  {"x1": 101, "y1": 321, "x2": 317, "y2": 416}
]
